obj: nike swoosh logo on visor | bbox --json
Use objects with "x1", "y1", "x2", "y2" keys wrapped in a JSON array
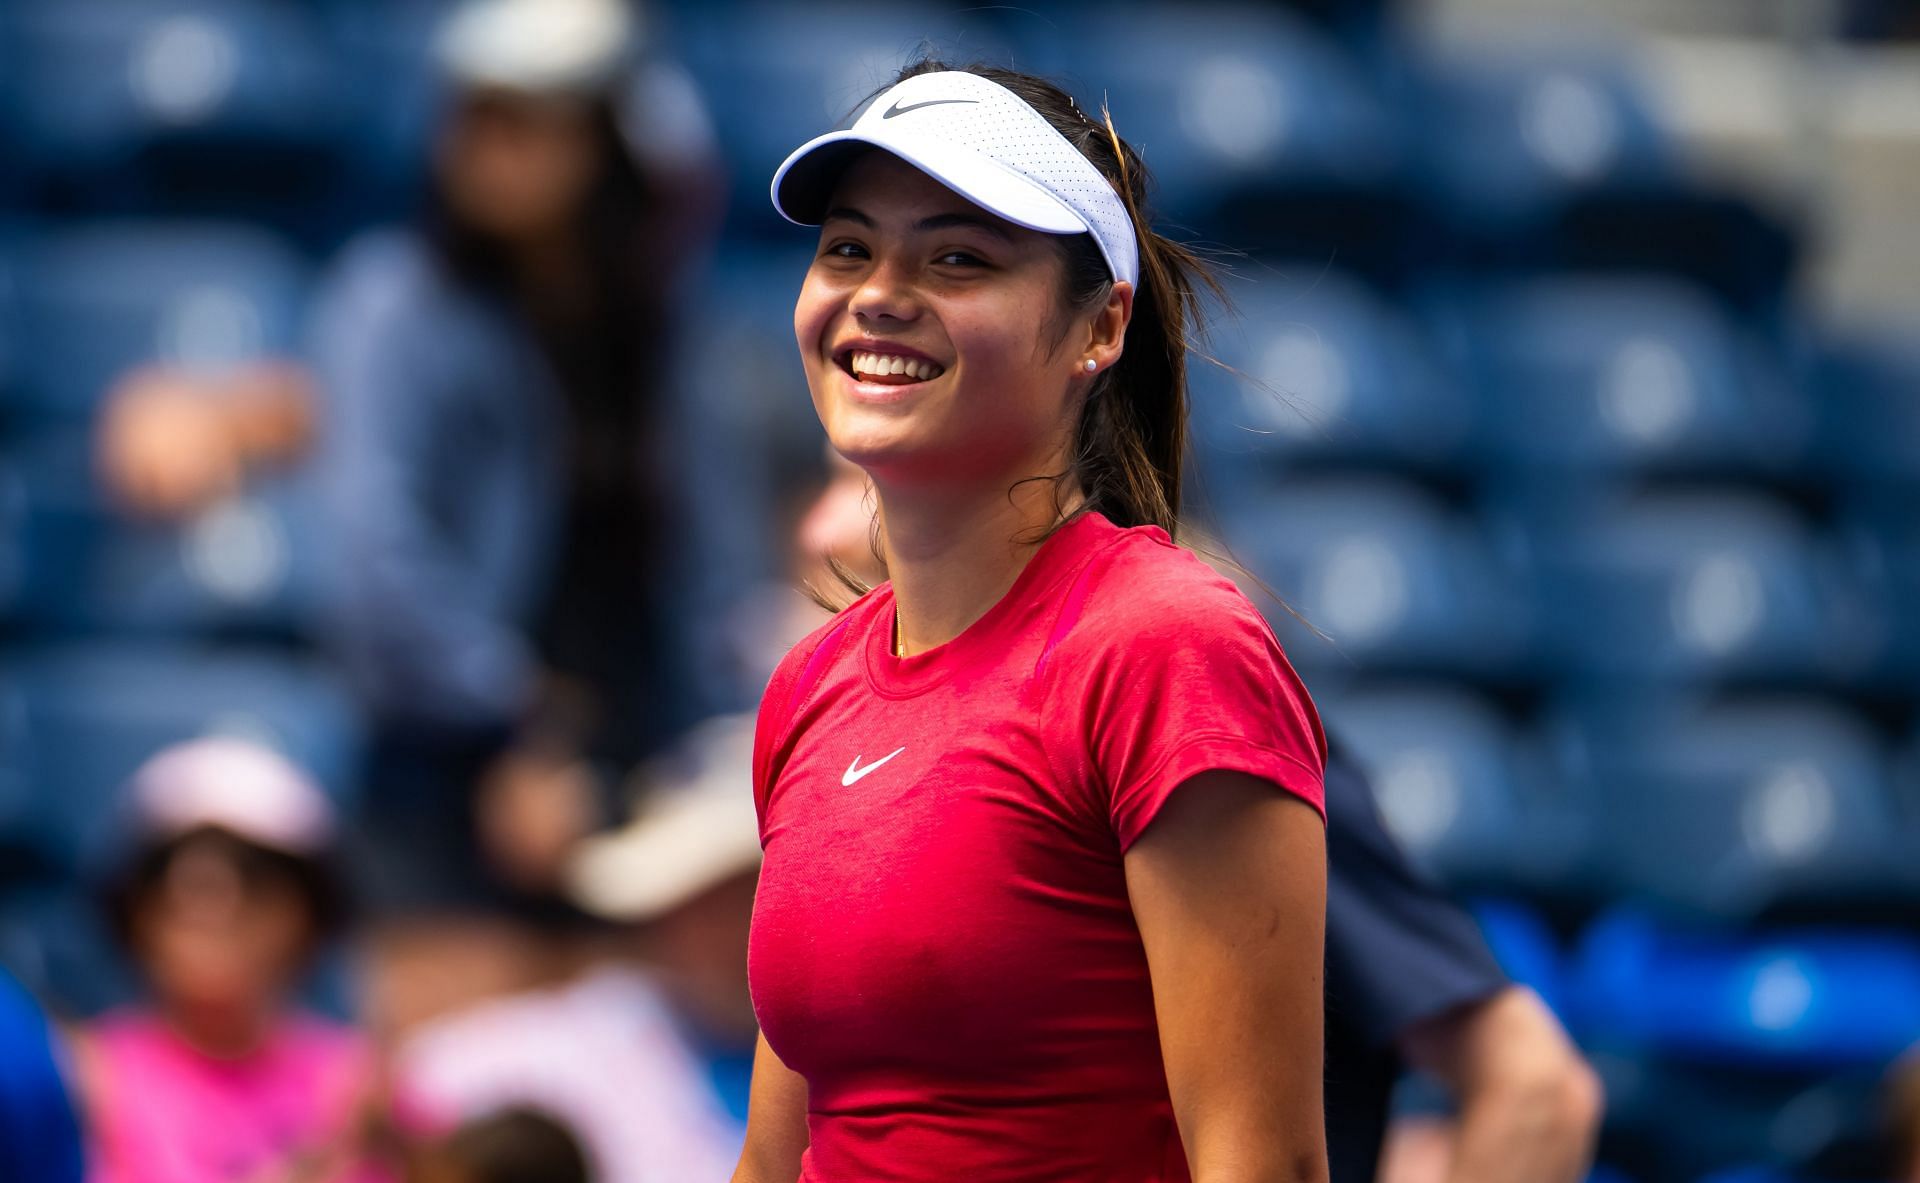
[
  {"x1": 882, "y1": 98, "x2": 979, "y2": 119},
  {"x1": 843, "y1": 747, "x2": 907, "y2": 786}
]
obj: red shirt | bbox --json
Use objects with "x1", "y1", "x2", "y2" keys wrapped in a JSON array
[{"x1": 750, "y1": 511, "x2": 1326, "y2": 1182}]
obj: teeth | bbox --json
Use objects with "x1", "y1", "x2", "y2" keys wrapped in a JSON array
[{"x1": 849, "y1": 351, "x2": 943, "y2": 381}]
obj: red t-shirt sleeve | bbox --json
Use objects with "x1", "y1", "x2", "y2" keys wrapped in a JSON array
[{"x1": 1076, "y1": 561, "x2": 1327, "y2": 852}]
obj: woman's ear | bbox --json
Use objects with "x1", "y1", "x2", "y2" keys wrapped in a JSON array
[{"x1": 1079, "y1": 281, "x2": 1133, "y2": 377}]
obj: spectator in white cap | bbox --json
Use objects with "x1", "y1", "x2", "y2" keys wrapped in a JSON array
[
  {"x1": 393, "y1": 716, "x2": 761, "y2": 1183},
  {"x1": 70, "y1": 738, "x2": 388, "y2": 1183},
  {"x1": 293, "y1": 0, "x2": 726, "y2": 1038}
]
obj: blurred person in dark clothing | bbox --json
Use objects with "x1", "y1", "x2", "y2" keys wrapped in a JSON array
[
  {"x1": 1327, "y1": 746, "x2": 1601, "y2": 1183},
  {"x1": 305, "y1": 0, "x2": 723, "y2": 1034},
  {"x1": 799, "y1": 457, "x2": 1600, "y2": 1183}
]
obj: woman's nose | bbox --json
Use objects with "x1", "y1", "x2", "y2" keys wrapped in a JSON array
[{"x1": 849, "y1": 258, "x2": 920, "y2": 324}]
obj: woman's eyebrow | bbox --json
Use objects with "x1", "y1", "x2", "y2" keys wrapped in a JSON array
[
  {"x1": 914, "y1": 212, "x2": 1013, "y2": 241},
  {"x1": 822, "y1": 206, "x2": 875, "y2": 227}
]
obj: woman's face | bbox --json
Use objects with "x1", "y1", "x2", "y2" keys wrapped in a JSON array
[
  {"x1": 793, "y1": 152, "x2": 1096, "y2": 491},
  {"x1": 435, "y1": 92, "x2": 602, "y2": 245},
  {"x1": 132, "y1": 833, "x2": 315, "y2": 1027}
]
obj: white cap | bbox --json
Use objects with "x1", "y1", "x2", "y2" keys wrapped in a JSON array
[
  {"x1": 566, "y1": 716, "x2": 761, "y2": 924},
  {"x1": 125, "y1": 737, "x2": 336, "y2": 857},
  {"x1": 772, "y1": 70, "x2": 1140, "y2": 289},
  {"x1": 434, "y1": 0, "x2": 637, "y2": 96}
]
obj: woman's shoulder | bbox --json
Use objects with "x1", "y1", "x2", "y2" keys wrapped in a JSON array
[
  {"x1": 761, "y1": 587, "x2": 889, "y2": 713},
  {"x1": 1073, "y1": 520, "x2": 1270, "y2": 642}
]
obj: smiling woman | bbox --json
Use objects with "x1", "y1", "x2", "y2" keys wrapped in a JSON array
[{"x1": 735, "y1": 61, "x2": 1331, "y2": 1183}]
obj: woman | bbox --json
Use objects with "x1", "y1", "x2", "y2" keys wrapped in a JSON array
[
  {"x1": 311, "y1": 0, "x2": 721, "y2": 1032},
  {"x1": 736, "y1": 62, "x2": 1330, "y2": 1183}
]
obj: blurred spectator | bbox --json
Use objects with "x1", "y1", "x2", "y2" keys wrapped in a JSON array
[
  {"x1": 407, "y1": 1107, "x2": 592, "y2": 1183},
  {"x1": 304, "y1": 0, "x2": 723, "y2": 1033},
  {"x1": 393, "y1": 716, "x2": 759, "y2": 1183},
  {"x1": 1336, "y1": 743, "x2": 1601, "y2": 1183},
  {"x1": 0, "y1": 969, "x2": 86, "y2": 1183},
  {"x1": 68, "y1": 737, "x2": 384, "y2": 1183}
]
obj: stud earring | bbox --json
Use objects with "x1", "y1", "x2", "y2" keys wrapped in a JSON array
[{"x1": 1083, "y1": 358, "x2": 1097, "y2": 373}]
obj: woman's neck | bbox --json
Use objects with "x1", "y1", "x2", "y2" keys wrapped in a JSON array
[{"x1": 875, "y1": 471, "x2": 1082, "y2": 657}]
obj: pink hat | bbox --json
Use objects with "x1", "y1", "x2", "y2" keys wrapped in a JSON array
[{"x1": 125, "y1": 737, "x2": 336, "y2": 857}]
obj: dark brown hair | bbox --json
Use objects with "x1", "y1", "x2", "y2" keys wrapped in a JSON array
[{"x1": 432, "y1": 1107, "x2": 593, "y2": 1183}]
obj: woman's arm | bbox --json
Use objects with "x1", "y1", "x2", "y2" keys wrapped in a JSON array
[
  {"x1": 1126, "y1": 770, "x2": 1329, "y2": 1183},
  {"x1": 731, "y1": 1032, "x2": 810, "y2": 1183}
]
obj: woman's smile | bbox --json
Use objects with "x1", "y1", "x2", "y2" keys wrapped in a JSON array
[{"x1": 831, "y1": 339, "x2": 951, "y2": 403}]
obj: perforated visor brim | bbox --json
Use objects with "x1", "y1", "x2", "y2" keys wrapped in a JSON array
[{"x1": 772, "y1": 130, "x2": 1093, "y2": 238}]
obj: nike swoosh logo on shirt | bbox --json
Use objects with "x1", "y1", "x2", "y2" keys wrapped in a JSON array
[
  {"x1": 881, "y1": 98, "x2": 979, "y2": 119},
  {"x1": 843, "y1": 747, "x2": 907, "y2": 786}
]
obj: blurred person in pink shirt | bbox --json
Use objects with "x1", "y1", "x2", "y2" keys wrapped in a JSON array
[{"x1": 70, "y1": 738, "x2": 387, "y2": 1183}]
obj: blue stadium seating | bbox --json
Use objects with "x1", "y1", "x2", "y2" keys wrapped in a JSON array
[
  {"x1": 1808, "y1": 326, "x2": 1920, "y2": 493},
  {"x1": 1515, "y1": 491, "x2": 1873, "y2": 686},
  {"x1": 1322, "y1": 685, "x2": 1544, "y2": 892},
  {"x1": 1398, "y1": 42, "x2": 1675, "y2": 237},
  {"x1": 6, "y1": 222, "x2": 309, "y2": 424},
  {"x1": 0, "y1": 226, "x2": 19, "y2": 416},
  {"x1": 3, "y1": 430, "x2": 322, "y2": 638},
  {"x1": 677, "y1": 1, "x2": 1015, "y2": 229},
  {"x1": 1420, "y1": 275, "x2": 1811, "y2": 479},
  {"x1": 1573, "y1": 909, "x2": 1920, "y2": 1071},
  {"x1": 1030, "y1": 3, "x2": 1398, "y2": 225},
  {"x1": 0, "y1": 0, "x2": 346, "y2": 191},
  {"x1": 1545, "y1": 698, "x2": 1912, "y2": 921},
  {"x1": 1189, "y1": 267, "x2": 1472, "y2": 475},
  {"x1": 0, "y1": 643, "x2": 361, "y2": 875},
  {"x1": 1219, "y1": 477, "x2": 1531, "y2": 680},
  {"x1": 1833, "y1": 497, "x2": 1920, "y2": 691}
]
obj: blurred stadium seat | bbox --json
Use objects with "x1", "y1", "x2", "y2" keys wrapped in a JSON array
[
  {"x1": 1220, "y1": 476, "x2": 1530, "y2": 680},
  {"x1": 1323, "y1": 684, "x2": 1547, "y2": 893},
  {"x1": 677, "y1": 0, "x2": 1014, "y2": 231},
  {"x1": 1547, "y1": 697, "x2": 1913, "y2": 922},
  {"x1": 1420, "y1": 275, "x2": 1811, "y2": 479},
  {"x1": 1513, "y1": 490, "x2": 1874, "y2": 687},
  {"x1": 0, "y1": 0, "x2": 349, "y2": 211},
  {"x1": 1397, "y1": 41, "x2": 1674, "y2": 240},
  {"x1": 1807, "y1": 326, "x2": 1920, "y2": 494},
  {"x1": 1189, "y1": 267, "x2": 1472, "y2": 475},
  {"x1": 1033, "y1": 3, "x2": 1399, "y2": 234},
  {"x1": 3, "y1": 430, "x2": 321, "y2": 638},
  {"x1": 6, "y1": 222, "x2": 309, "y2": 425},
  {"x1": 0, "y1": 642, "x2": 361, "y2": 877},
  {"x1": 1573, "y1": 909, "x2": 1920, "y2": 1071}
]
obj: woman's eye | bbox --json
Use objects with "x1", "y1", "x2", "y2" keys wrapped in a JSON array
[
  {"x1": 937, "y1": 251, "x2": 985, "y2": 267},
  {"x1": 823, "y1": 241, "x2": 868, "y2": 259}
]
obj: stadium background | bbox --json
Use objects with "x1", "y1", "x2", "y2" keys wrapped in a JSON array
[{"x1": 2, "y1": 0, "x2": 1918, "y2": 1180}]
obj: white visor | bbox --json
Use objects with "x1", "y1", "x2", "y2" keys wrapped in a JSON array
[{"x1": 772, "y1": 70, "x2": 1139, "y2": 289}]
